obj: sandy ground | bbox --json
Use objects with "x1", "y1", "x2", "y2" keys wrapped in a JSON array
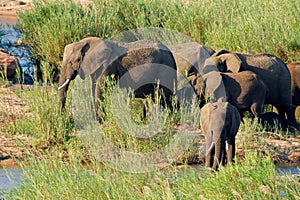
[
  {"x1": 0, "y1": 0, "x2": 33, "y2": 25},
  {"x1": 0, "y1": 0, "x2": 93, "y2": 25},
  {"x1": 0, "y1": 85, "x2": 32, "y2": 168}
]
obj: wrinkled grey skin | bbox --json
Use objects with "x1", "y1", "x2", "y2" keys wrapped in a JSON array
[
  {"x1": 287, "y1": 62, "x2": 300, "y2": 107},
  {"x1": 194, "y1": 70, "x2": 268, "y2": 118},
  {"x1": 58, "y1": 37, "x2": 177, "y2": 116},
  {"x1": 200, "y1": 101, "x2": 241, "y2": 170},
  {"x1": 169, "y1": 42, "x2": 215, "y2": 76},
  {"x1": 168, "y1": 42, "x2": 215, "y2": 103},
  {"x1": 202, "y1": 49, "x2": 296, "y2": 124}
]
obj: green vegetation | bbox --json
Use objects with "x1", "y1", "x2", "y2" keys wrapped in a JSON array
[
  {"x1": 18, "y1": 0, "x2": 300, "y2": 78},
  {"x1": 4, "y1": 152, "x2": 300, "y2": 199},
  {"x1": 1, "y1": 0, "x2": 299, "y2": 199}
]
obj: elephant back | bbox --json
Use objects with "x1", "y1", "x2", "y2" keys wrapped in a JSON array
[
  {"x1": 119, "y1": 40, "x2": 176, "y2": 70},
  {"x1": 169, "y1": 42, "x2": 215, "y2": 76}
]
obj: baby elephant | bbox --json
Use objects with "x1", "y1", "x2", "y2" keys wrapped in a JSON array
[{"x1": 200, "y1": 101, "x2": 241, "y2": 170}]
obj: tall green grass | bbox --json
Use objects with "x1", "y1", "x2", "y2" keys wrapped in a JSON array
[{"x1": 18, "y1": 0, "x2": 300, "y2": 78}]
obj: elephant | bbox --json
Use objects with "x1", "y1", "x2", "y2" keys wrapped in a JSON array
[
  {"x1": 200, "y1": 101, "x2": 241, "y2": 170},
  {"x1": 202, "y1": 49, "x2": 296, "y2": 124},
  {"x1": 259, "y1": 112, "x2": 298, "y2": 132},
  {"x1": 169, "y1": 42, "x2": 215, "y2": 77},
  {"x1": 167, "y1": 42, "x2": 215, "y2": 103},
  {"x1": 287, "y1": 62, "x2": 300, "y2": 107},
  {"x1": 58, "y1": 37, "x2": 177, "y2": 119},
  {"x1": 193, "y1": 70, "x2": 268, "y2": 119}
]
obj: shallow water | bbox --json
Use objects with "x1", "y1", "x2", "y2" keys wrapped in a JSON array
[
  {"x1": 0, "y1": 20, "x2": 35, "y2": 84},
  {"x1": 276, "y1": 166, "x2": 300, "y2": 176},
  {"x1": 0, "y1": 168, "x2": 23, "y2": 198}
]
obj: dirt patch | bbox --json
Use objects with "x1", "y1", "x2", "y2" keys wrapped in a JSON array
[
  {"x1": 0, "y1": 0, "x2": 33, "y2": 25},
  {"x1": 0, "y1": 85, "x2": 33, "y2": 167}
]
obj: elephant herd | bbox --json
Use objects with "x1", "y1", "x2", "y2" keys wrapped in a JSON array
[{"x1": 58, "y1": 37, "x2": 300, "y2": 170}]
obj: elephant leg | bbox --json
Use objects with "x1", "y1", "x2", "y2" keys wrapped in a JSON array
[
  {"x1": 275, "y1": 103, "x2": 297, "y2": 125},
  {"x1": 250, "y1": 103, "x2": 263, "y2": 118},
  {"x1": 226, "y1": 141, "x2": 234, "y2": 164},
  {"x1": 94, "y1": 76, "x2": 107, "y2": 122},
  {"x1": 286, "y1": 105, "x2": 297, "y2": 125},
  {"x1": 205, "y1": 135, "x2": 214, "y2": 168},
  {"x1": 212, "y1": 138, "x2": 221, "y2": 170},
  {"x1": 220, "y1": 147, "x2": 226, "y2": 166},
  {"x1": 274, "y1": 104, "x2": 286, "y2": 118}
]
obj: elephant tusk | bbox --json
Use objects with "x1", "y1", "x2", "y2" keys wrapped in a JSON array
[
  {"x1": 225, "y1": 140, "x2": 229, "y2": 151},
  {"x1": 207, "y1": 142, "x2": 215, "y2": 153},
  {"x1": 58, "y1": 79, "x2": 70, "y2": 90}
]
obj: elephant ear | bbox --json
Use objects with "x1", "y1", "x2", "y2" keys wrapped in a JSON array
[
  {"x1": 79, "y1": 40, "x2": 128, "y2": 79},
  {"x1": 74, "y1": 37, "x2": 104, "y2": 79},
  {"x1": 218, "y1": 52, "x2": 243, "y2": 73}
]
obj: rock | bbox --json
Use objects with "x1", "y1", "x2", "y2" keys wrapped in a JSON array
[{"x1": 0, "y1": 48, "x2": 21, "y2": 81}]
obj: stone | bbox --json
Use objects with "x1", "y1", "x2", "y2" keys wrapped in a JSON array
[{"x1": 0, "y1": 48, "x2": 21, "y2": 81}]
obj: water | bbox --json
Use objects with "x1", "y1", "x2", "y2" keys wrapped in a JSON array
[
  {"x1": 0, "y1": 168, "x2": 23, "y2": 199},
  {"x1": 0, "y1": 22, "x2": 35, "y2": 84},
  {"x1": 276, "y1": 166, "x2": 300, "y2": 176}
]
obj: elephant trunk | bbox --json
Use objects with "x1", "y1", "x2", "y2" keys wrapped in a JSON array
[
  {"x1": 58, "y1": 65, "x2": 77, "y2": 110},
  {"x1": 58, "y1": 77, "x2": 70, "y2": 110}
]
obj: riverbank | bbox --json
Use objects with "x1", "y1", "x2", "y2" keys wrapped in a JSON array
[
  {"x1": 0, "y1": 84, "x2": 299, "y2": 169},
  {"x1": 0, "y1": 85, "x2": 32, "y2": 168},
  {"x1": 0, "y1": 0, "x2": 33, "y2": 25}
]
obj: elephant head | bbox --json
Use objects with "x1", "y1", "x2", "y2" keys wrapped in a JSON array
[
  {"x1": 202, "y1": 49, "x2": 244, "y2": 74},
  {"x1": 192, "y1": 71, "x2": 227, "y2": 105},
  {"x1": 58, "y1": 37, "x2": 103, "y2": 109}
]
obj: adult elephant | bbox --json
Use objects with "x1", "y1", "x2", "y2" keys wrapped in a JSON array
[
  {"x1": 58, "y1": 37, "x2": 177, "y2": 118},
  {"x1": 200, "y1": 101, "x2": 241, "y2": 170},
  {"x1": 168, "y1": 42, "x2": 215, "y2": 102},
  {"x1": 202, "y1": 49, "x2": 296, "y2": 124},
  {"x1": 287, "y1": 62, "x2": 300, "y2": 107},
  {"x1": 194, "y1": 70, "x2": 268, "y2": 118},
  {"x1": 169, "y1": 42, "x2": 215, "y2": 77}
]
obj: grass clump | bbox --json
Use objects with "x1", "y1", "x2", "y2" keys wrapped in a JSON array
[{"x1": 4, "y1": 87, "x2": 74, "y2": 146}]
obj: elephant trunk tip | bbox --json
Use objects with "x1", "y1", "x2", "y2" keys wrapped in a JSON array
[{"x1": 58, "y1": 79, "x2": 70, "y2": 90}]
